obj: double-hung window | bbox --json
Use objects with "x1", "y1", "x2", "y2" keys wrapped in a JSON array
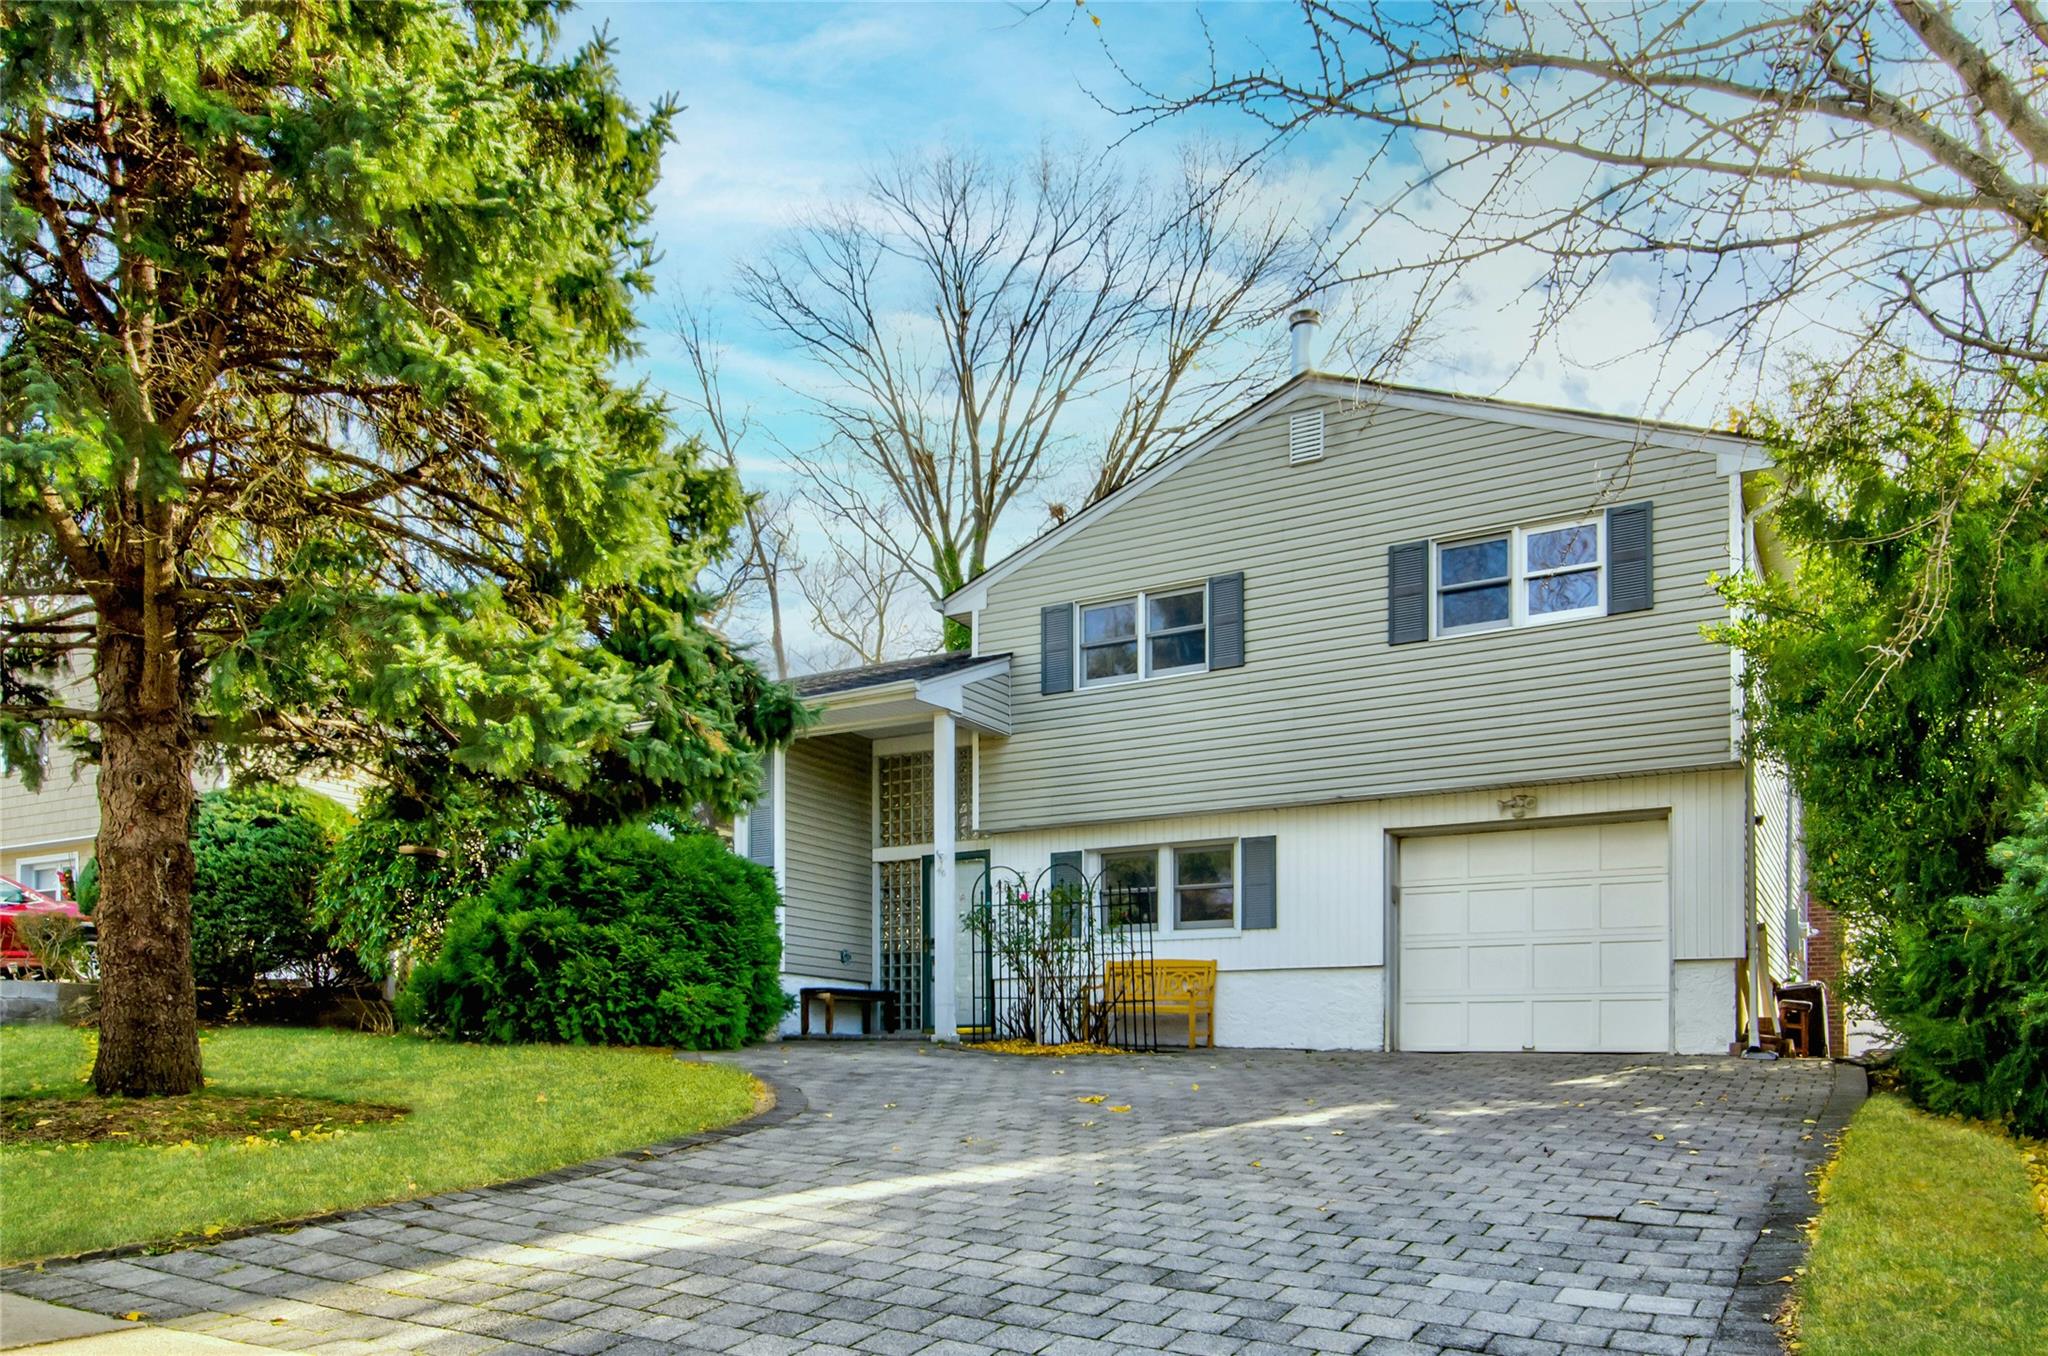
[
  {"x1": 1099, "y1": 849, "x2": 1160, "y2": 928},
  {"x1": 1173, "y1": 843, "x2": 1235, "y2": 929},
  {"x1": 1089, "y1": 841, "x2": 1239, "y2": 931},
  {"x1": 1078, "y1": 585, "x2": 1207, "y2": 687},
  {"x1": 1435, "y1": 519, "x2": 1603, "y2": 635}
]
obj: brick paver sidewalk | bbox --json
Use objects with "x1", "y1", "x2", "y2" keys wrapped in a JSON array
[{"x1": 2, "y1": 1045, "x2": 1834, "y2": 1355}]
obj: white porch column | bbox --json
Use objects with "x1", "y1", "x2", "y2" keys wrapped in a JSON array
[{"x1": 930, "y1": 710, "x2": 958, "y2": 1042}]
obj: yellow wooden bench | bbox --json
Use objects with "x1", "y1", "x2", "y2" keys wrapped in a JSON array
[{"x1": 1104, "y1": 959, "x2": 1217, "y2": 1049}]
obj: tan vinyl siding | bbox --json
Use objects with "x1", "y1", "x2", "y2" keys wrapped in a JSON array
[
  {"x1": 961, "y1": 673, "x2": 1011, "y2": 735},
  {"x1": 978, "y1": 394, "x2": 1738, "y2": 832},
  {"x1": 781, "y1": 734, "x2": 872, "y2": 982},
  {"x1": 2, "y1": 748, "x2": 100, "y2": 858}
]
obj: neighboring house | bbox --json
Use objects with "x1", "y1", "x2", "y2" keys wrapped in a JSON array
[
  {"x1": 747, "y1": 315, "x2": 1820, "y2": 1054},
  {"x1": 1, "y1": 664, "x2": 357, "y2": 897},
  {"x1": 1, "y1": 736, "x2": 101, "y2": 900}
]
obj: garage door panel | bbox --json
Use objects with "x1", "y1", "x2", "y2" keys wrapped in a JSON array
[
  {"x1": 1469, "y1": 886, "x2": 1531, "y2": 934},
  {"x1": 1600, "y1": 938, "x2": 1666, "y2": 988},
  {"x1": 1532, "y1": 940, "x2": 1598, "y2": 990},
  {"x1": 1400, "y1": 821, "x2": 1671, "y2": 1053},
  {"x1": 1600, "y1": 998, "x2": 1667, "y2": 1049},
  {"x1": 1468, "y1": 1002, "x2": 1527, "y2": 1049},
  {"x1": 1599, "y1": 879, "x2": 1666, "y2": 930},
  {"x1": 1532, "y1": 999, "x2": 1598, "y2": 1049},
  {"x1": 1467, "y1": 942, "x2": 1530, "y2": 991},
  {"x1": 1600, "y1": 820, "x2": 1668, "y2": 871},
  {"x1": 1467, "y1": 829, "x2": 1534, "y2": 878},
  {"x1": 1532, "y1": 883, "x2": 1599, "y2": 932},
  {"x1": 1400, "y1": 835, "x2": 1468, "y2": 883},
  {"x1": 1530, "y1": 824, "x2": 1604, "y2": 875},
  {"x1": 1401, "y1": 1002, "x2": 1468, "y2": 1050},
  {"x1": 1402, "y1": 944, "x2": 1467, "y2": 995}
]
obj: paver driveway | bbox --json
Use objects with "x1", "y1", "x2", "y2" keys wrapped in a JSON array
[{"x1": 2, "y1": 1045, "x2": 1837, "y2": 1356}]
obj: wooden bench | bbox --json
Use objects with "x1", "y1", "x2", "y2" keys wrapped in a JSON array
[
  {"x1": 798, "y1": 986, "x2": 897, "y2": 1037},
  {"x1": 1103, "y1": 960, "x2": 1217, "y2": 1049}
]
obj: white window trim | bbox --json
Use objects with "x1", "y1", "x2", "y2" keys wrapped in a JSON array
[
  {"x1": 1085, "y1": 838, "x2": 1242, "y2": 936},
  {"x1": 14, "y1": 852, "x2": 79, "y2": 899},
  {"x1": 1075, "y1": 584, "x2": 1211, "y2": 689},
  {"x1": 1432, "y1": 517, "x2": 1606, "y2": 638}
]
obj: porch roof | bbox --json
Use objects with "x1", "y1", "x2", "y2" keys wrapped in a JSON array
[{"x1": 793, "y1": 652, "x2": 1012, "y2": 739}]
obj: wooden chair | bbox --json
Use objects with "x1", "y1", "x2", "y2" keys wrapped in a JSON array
[{"x1": 1104, "y1": 959, "x2": 1217, "y2": 1049}]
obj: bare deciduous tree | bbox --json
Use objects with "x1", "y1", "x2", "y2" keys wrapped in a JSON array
[
  {"x1": 674, "y1": 305, "x2": 793, "y2": 679},
  {"x1": 793, "y1": 519, "x2": 935, "y2": 670},
  {"x1": 1120, "y1": 0, "x2": 2048, "y2": 414},
  {"x1": 740, "y1": 142, "x2": 1307, "y2": 646}
]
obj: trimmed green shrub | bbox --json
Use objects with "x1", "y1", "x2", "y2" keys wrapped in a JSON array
[
  {"x1": 316, "y1": 788, "x2": 558, "y2": 979},
  {"x1": 189, "y1": 784, "x2": 353, "y2": 993},
  {"x1": 399, "y1": 823, "x2": 785, "y2": 1049},
  {"x1": 1884, "y1": 790, "x2": 2048, "y2": 1138}
]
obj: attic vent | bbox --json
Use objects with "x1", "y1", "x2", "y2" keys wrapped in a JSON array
[{"x1": 1288, "y1": 410, "x2": 1325, "y2": 465}]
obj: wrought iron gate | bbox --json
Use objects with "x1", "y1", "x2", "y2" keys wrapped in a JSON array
[{"x1": 962, "y1": 865, "x2": 1158, "y2": 1049}]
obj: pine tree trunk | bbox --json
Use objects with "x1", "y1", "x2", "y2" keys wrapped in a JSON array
[{"x1": 89, "y1": 610, "x2": 202, "y2": 1097}]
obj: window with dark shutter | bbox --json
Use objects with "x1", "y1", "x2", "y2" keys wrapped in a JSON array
[
  {"x1": 745, "y1": 755, "x2": 775, "y2": 867},
  {"x1": 1387, "y1": 541, "x2": 1430, "y2": 645},
  {"x1": 1241, "y1": 836, "x2": 1277, "y2": 930},
  {"x1": 1041, "y1": 603, "x2": 1075, "y2": 695},
  {"x1": 1606, "y1": 501, "x2": 1655, "y2": 614},
  {"x1": 1208, "y1": 572, "x2": 1245, "y2": 669}
]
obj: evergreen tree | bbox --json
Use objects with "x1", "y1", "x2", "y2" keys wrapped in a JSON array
[
  {"x1": 1719, "y1": 363, "x2": 2048, "y2": 1037},
  {"x1": 1, "y1": 2, "x2": 799, "y2": 1094}
]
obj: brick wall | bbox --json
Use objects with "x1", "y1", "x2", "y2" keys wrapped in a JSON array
[{"x1": 1805, "y1": 895, "x2": 1848, "y2": 1059}]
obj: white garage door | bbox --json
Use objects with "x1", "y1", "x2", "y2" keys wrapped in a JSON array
[{"x1": 1397, "y1": 820, "x2": 1671, "y2": 1052}]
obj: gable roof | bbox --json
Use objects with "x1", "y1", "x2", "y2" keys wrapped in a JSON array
[
  {"x1": 792, "y1": 650, "x2": 999, "y2": 697},
  {"x1": 938, "y1": 371, "x2": 1768, "y2": 621}
]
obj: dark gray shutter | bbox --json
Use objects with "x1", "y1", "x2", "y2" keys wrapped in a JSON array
[
  {"x1": 745, "y1": 755, "x2": 775, "y2": 867},
  {"x1": 1607, "y1": 502, "x2": 1654, "y2": 614},
  {"x1": 1241, "y1": 836, "x2": 1277, "y2": 930},
  {"x1": 1387, "y1": 541, "x2": 1430, "y2": 645},
  {"x1": 1208, "y1": 572, "x2": 1245, "y2": 670},
  {"x1": 1049, "y1": 851, "x2": 1085, "y2": 893},
  {"x1": 1041, "y1": 604, "x2": 1074, "y2": 695}
]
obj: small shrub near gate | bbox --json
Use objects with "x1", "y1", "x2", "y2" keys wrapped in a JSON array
[{"x1": 399, "y1": 823, "x2": 785, "y2": 1049}]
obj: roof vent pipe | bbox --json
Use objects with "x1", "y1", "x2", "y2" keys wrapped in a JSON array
[{"x1": 1288, "y1": 308, "x2": 1322, "y2": 376}]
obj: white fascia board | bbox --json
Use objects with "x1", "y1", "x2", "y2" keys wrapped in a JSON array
[
  {"x1": 939, "y1": 374, "x2": 1767, "y2": 619},
  {"x1": 910, "y1": 656, "x2": 1010, "y2": 711}
]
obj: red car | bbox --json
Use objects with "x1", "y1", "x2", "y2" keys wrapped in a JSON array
[{"x1": 0, "y1": 874, "x2": 90, "y2": 975}]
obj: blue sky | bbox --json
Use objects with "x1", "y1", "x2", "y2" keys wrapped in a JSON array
[
  {"x1": 562, "y1": 3, "x2": 1333, "y2": 447},
  {"x1": 555, "y1": 2, "x2": 1757, "y2": 663}
]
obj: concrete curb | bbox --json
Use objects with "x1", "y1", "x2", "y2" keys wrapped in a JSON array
[
  {"x1": 0, "y1": 1061, "x2": 805, "y2": 1275},
  {"x1": 1717, "y1": 1060, "x2": 1867, "y2": 1352}
]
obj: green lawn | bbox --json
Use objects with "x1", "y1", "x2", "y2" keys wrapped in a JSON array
[
  {"x1": 1799, "y1": 1093, "x2": 2048, "y2": 1356},
  {"x1": 0, "y1": 1025, "x2": 762, "y2": 1263}
]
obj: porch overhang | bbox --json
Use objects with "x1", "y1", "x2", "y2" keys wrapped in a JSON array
[{"x1": 793, "y1": 652, "x2": 1012, "y2": 739}]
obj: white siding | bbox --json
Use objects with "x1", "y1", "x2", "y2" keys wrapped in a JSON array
[
  {"x1": 975, "y1": 394, "x2": 1739, "y2": 830},
  {"x1": 1750, "y1": 758, "x2": 1801, "y2": 983},
  {"x1": 985, "y1": 767, "x2": 1748, "y2": 973},
  {"x1": 781, "y1": 734, "x2": 872, "y2": 982}
]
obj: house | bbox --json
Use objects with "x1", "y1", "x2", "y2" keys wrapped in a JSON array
[{"x1": 744, "y1": 318, "x2": 1815, "y2": 1053}]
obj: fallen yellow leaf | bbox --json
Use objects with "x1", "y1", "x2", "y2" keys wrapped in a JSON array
[
  {"x1": 122, "y1": 1313, "x2": 144, "y2": 1323},
  {"x1": 1651, "y1": 1133, "x2": 1666, "y2": 1141},
  {"x1": 1077, "y1": 1095, "x2": 1105, "y2": 1104},
  {"x1": 1108, "y1": 1105, "x2": 1131, "y2": 1114}
]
